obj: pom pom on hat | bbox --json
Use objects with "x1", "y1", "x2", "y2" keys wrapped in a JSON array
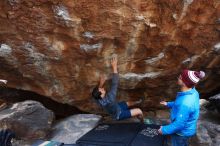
[{"x1": 198, "y1": 71, "x2": 205, "y2": 79}]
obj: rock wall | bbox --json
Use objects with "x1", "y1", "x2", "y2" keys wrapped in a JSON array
[{"x1": 0, "y1": 0, "x2": 220, "y2": 112}]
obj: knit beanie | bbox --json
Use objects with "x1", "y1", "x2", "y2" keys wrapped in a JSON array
[{"x1": 180, "y1": 69, "x2": 205, "y2": 88}]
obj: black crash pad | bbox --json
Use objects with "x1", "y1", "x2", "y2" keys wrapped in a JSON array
[
  {"x1": 76, "y1": 123, "x2": 167, "y2": 146},
  {"x1": 77, "y1": 123, "x2": 141, "y2": 146},
  {"x1": 131, "y1": 124, "x2": 166, "y2": 146},
  {"x1": 62, "y1": 144, "x2": 79, "y2": 146}
]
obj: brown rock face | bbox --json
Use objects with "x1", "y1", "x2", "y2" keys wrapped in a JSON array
[{"x1": 0, "y1": 0, "x2": 220, "y2": 112}]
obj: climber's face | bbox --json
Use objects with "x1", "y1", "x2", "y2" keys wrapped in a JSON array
[
  {"x1": 99, "y1": 87, "x2": 106, "y2": 98},
  {"x1": 177, "y1": 75, "x2": 185, "y2": 86}
]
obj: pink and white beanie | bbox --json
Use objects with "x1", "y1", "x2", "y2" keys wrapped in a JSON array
[{"x1": 180, "y1": 69, "x2": 205, "y2": 88}]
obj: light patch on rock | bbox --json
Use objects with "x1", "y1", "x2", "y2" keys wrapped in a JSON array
[
  {"x1": 182, "y1": 58, "x2": 191, "y2": 64},
  {"x1": 0, "y1": 44, "x2": 12, "y2": 56},
  {"x1": 10, "y1": 100, "x2": 40, "y2": 111},
  {"x1": 120, "y1": 72, "x2": 161, "y2": 80},
  {"x1": 24, "y1": 42, "x2": 41, "y2": 55},
  {"x1": 8, "y1": 0, "x2": 20, "y2": 6},
  {"x1": 135, "y1": 15, "x2": 156, "y2": 28},
  {"x1": 213, "y1": 42, "x2": 220, "y2": 52},
  {"x1": 24, "y1": 42, "x2": 46, "y2": 63},
  {"x1": 73, "y1": 20, "x2": 82, "y2": 40},
  {"x1": 0, "y1": 44, "x2": 19, "y2": 67},
  {"x1": 53, "y1": 5, "x2": 72, "y2": 21},
  {"x1": 0, "y1": 79, "x2": 7, "y2": 84},
  {"x1": 182, "y1": 55, "x2": 199, "y2": 64},
  {"x1": 145, "y1": 19, "x2": 157, "y2": 28},
  {"x1": 190, "y1": 55, "x2": 199, "y2": 62},
  {"x1": 42, "y1": 37, "x2": 64, "y2": 59},
  {"x1": 126, "y1": 37, "x2": 137, "y2": 55},
  {"x1": 179, "y1": 0, "x2": 194, "y2": 22},
  {"x1": 136, "y1": 15, "x2": 145, "y2": 21},
  {"x1": 80, "y1": 43, "x2": 103, "y2": 52},
  {"x1": 83, "y1": 32, "x2": 94, "y2": 39},
  {"x1": 10, "y1": 103, "x2": 18, "y2": 110},
  {"x1": 200, "y1": 99, "x2": 209, "y2": 106},
  {"x1": 145, "y1": 52, "x2": 165, "y2": 64},
  {"x1": 126, "y1": 23, "x2": 144, "y2": 59},
  {"x1": 172, "y1": 13, "x2": 178, "y2": 20},
  {"x1": 23, "y1": 42, "x2": 49, "y2": 77},
  {"x1": 49, "y1": 79, "x2": 65, "y2": 99},
  {"x1": 51, "y1": 41, "x2": 65, "y2": 54},
  {"x1": 209, "y1": 94, "x2": 220, "y2": 100},
  {"x1": 184, "y1": 0, "x2": 194, "y2": 4}
]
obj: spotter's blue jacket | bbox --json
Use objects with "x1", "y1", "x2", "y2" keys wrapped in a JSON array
[{"x1": 162, "y1": 88, "x2": 200, "y2": 136}]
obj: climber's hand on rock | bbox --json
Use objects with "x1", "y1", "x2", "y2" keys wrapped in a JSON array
[{"x1": 111, "y1": 56, "x2": 118, "y2": 73}]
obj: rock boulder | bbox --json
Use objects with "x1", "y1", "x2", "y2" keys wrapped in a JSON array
[{"x1": 0, "y1": 100, "x2": 54, "y2": 140}]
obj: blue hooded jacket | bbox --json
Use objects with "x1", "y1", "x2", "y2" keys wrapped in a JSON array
[
  {"x1": 161, "y1": 88, "x2": 200, "y2": 136},
  {"x1": 97, "y1": 73, "x2": 121, "y2": 120}
]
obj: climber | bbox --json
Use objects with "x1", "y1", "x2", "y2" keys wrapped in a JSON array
[
  {"x1": 92, "y1": 56, "x2": 144, "y2": 122},
  {"x1": 158, "y1": 69, "x2": 206, "y2": 146}
]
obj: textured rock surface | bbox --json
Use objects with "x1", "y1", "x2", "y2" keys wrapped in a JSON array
[
  {"x1": 50, "y1": 114, "x2": 101, "y2": 144},
  {"x1": 209, "y1": 93, "x2": 220, "y2": 113},
  {"x1": 0, "y1": 100, "x2": 54, "y2": 140},
  {"x1": 0, "y1": 0, "x2": 220, "y2": 112},
  {"x1": 195, "y1": 121, "x2": 220, "y2": 146},
  {"x1": 192, "y1": 106, "x2": 220, "y2": 146}
]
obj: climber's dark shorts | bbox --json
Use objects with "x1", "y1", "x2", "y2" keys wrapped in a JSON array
[{"x1": 117, "y1": 101, "x2": 131, "y2": 120}]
